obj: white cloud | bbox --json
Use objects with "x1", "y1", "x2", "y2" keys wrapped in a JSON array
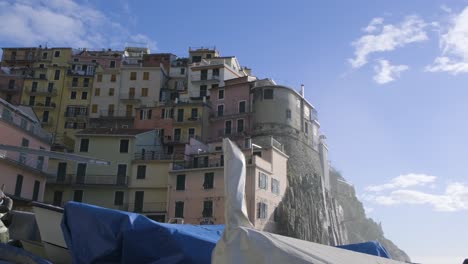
[
  {"x1": 364, "y1": 207, "x2": 374, "y2": 214},
  {"x1": 349, "y1": 16, "x2": 428, "y2": 68},
  {"x1": 366, "y1": 173, "x2": 436, "y2": 192},
  {"x1": 0, "y1": 0, "x2": 156, "y2": 50},
  {"x1": 426, "y1": 7, "x2": 468, "y2": 74},
  {"x1": 440, "y1": 5, "x2": 452, "y2": 13},
  {"x1": 372, "y1": 59, "x2": 409, "y2": 84},
  {"x1": 363, "y1": 17, "x2": 384, "y2": 33}
]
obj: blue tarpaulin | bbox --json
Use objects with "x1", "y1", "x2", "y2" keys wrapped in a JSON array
[
  {"x1": 336, "y1": 241, "x2": 391, "y2": 259},
  {"x1": 61, "y1": 202, "x2": 224, "y2": 264}
]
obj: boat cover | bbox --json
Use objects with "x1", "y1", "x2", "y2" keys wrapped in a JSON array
[
  {"x1": 336, "y1": 241, "x2": 390, "y2": 258},
  {"x1": 0, "y1": 243, "x2": 50, "y2": 264},
  {"x1": 61, "y1": 202, "x2": 223, "y2": 264}
]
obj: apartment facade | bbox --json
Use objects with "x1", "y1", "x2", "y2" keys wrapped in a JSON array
[
  {"x1": 0, "y1": 98, "x2": 52, "y2": 201},
  {"x1": 44, "y1": 128, "x2": 169, "y2": 221},
  {"x1": 0, "y1": 68, "x2": 24, "y2": 105},
  {"x1": 208, "y1": 76, "x2": 256, "y2": 142},
  {"x1": 167, "y1": 137, "x2": 288, "y2": 232}
]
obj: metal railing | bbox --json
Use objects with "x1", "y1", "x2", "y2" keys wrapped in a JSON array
[
  {"x1": 47, "y1": 174, "x2": 128, "y2": 185},
  {"x1": 0, "y1": 114, "x2": 52, "y2": 142},
  {"x1": 24, "y1": 87, "x2": 57, "y2": 96},
  {"x1": 172, "y1": 158, "x2": 224, "y2": 170},
  {"x1": 66, "y1": 80, "x2": 91, "y2": 88},
  {"x1": 98, "y1": 109, "x2": 134, "y2": 118},
  {"x1": 134, "y1": 152, "x2": 185, "y2": 161},
  {"x1": 190, "y1": 75, "x2": 220, "y2": 82}
]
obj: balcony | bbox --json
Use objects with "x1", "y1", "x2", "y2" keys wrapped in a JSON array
[
  {"x1": 120, "y1": 95, "x2": 141, "y2": 103},
  {"x1": 97, "y1": 109, "x2": 134, "y2": 118},
  {"x1": 172, "y1": 158, "x2": 224, "y2": 170},
  {"x1": 67, "y1": 68, "x2": 95, "y2": 77},
  {"x1": 33, "y1": 102, "x2": 56, "y2": 109},
  {"x1": 210, "y1": 111, "x2": 248, "y2": 120},
  {"x1": 190, "y1": 75, "x2": 220, "y2": 83},
  {"x1": 134, "y1": 152, "x2": 184, "y2": 161},
  {"x1": 24, "y1": 74, "x2": 48, "y2": 80},
  {"x1": 0, "y1": 115, "x2": 52, "y2": 142},
  {"x1": 24, "y1": 87, "x2": 57, "y2": 96},
  {"x1": 0, "y1": 84, "x2": 21, "y2": 93},
  {"x1": 174, "y1": 116, "x2": 202, "y2": 124},
  {"x1": 47, "y1": 174, "x2": 128, "y2": 186}
]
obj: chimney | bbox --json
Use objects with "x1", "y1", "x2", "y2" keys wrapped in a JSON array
[{"x1": 300, "y1": 84, "x2": 305, "y2": 97}]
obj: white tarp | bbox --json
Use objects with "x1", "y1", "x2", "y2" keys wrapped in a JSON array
[{"x1": 212, "y1": 139, "x2": 406, "y2": 264}]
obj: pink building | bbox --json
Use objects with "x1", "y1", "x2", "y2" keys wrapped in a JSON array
[
  {"x1": 0, "y1": 98, "x2": 52, "y2": 201},
  {"x1": 208, "y1": 76, "x2": 256, "y2": 142},
  {"x1": 167, "y1": 137, "x2": 288, "y2": 232}
]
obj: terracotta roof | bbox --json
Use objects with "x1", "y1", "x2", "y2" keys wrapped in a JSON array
[{"x1": 76, "y1": 128, "x2": 154, "y2": 136}]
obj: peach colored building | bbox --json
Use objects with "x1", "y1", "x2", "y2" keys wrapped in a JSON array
[
  {"x1": 167, "y1": 137, "x2": 288, "y2": 232},
  {"x1": 0, "y1": 98, "x2": 52, "y2": 201},
  {"x1": 208, "y1": 76, "x2": 256, "y2": 142}
]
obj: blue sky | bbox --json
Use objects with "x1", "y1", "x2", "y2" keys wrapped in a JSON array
[{"x1": 1, "y1": 0, "x2": 468, "y2": 262}]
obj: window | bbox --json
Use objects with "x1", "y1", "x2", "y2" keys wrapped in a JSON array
[
  {"x1": 259, "y1": 172, "x2": 268, "y2": 189},
  {"x1": 212, "y1": 68, "x2": 220, "y2": 76},
  {"x1": 48, "y1": 82, "x2": 54, "y2": 92},
  {"x1": 95, "y1": 88, "x2": 100, "y2": 96},
  {"x1": 83, "y1": 78, "x2": 90, "y2": 87},
  {"x1": 29, "y1": 96, "x2": 35, "y2": 106},
  {"x1": 188, "y1": 128, "x2": 195, "y2": 139},
  {"x1": 206, "y1": 54, "x2": 212, "y2": 59},
  {"x1": 54, "y1": 50, "x2": 60, "y2": 57},
  {"x1": 180, "y1": 68, "x2": 185, "y2": 74},
  {"x1": 109, "y1": 88, "x2": 115, "y2": 96},
  {"x1": 97, "y1": 74, "x2": 102, "y2": 82},
  {"x1": 177, "y1": 109, "x2": 184, "y2": 122},
  {"x1": 264, "y1": 89, "x2": 274, "y2": 99},
  {"x1": 237, "y1": 119, "x2": 244, "y2": 133},
  {"x1": 79, "y1": 138, "x2": 89, "y2": 152},
  {"x1": 218, "y1": 89, "x2": 224, "y2": 100},
  {"x1": 39, "y1": 74, "x2": 46, "y2": 79},
  {"x1": 130, "y1": 72, "x2": 137, "y2": 80},
  {"x1": 141, "y1": 88, "x2": 148, "y2": 97},
  {"x1": 137, "y1": 165, "x2": 146, "y2": 179},
  {"x1": 73, "y1": 190, "x2": 83, "y2": 202},
  {"x1": 304, "y1": 122, "x2": 308, "y2": 134},
  {"x1": 45, "y1": 96, "x2": 51, "y2": 106},
  {"x1": 21, "y1": 138, "x2": 29, "y2": 147},
  {"x1": 201, "y1": 70, "x2": 207, "y2": 80},
  {"x1": 129, "y1": 87, "x2": 135, "y2": 98},
  {"x1": 202, "y1": 200, "x2": 213, "y2": 217},
  {"x1": 32, "y1": 181, "x2": 40, "y2": 201},
  {"x1": 77, "y1": 163, "x2": 87, "y2": 177},
  {"x1": 191, "y1": 108, "x2": 198, "y2": 119},
  {"x1": 42, "y1": 52, "x2": 48, "y2": 60},
  {"x1": 71, "y1": 91, "x2": 77, "y2": 99},
  {"x1": 54, "y1": 70, "x2": 60, "y2": 80},
  {"x1": 110, "y1": 61, "x2": 116, "y2": 68},
  {"x1": 217, "y1": 105, "x2": 224, "y2": 117},
  {"x1": 192, "y1": 56, "x2": 201, "y2": 63},
  {"x1": 81, "y1": 92, "x2": 88, "y2": 100},
  {"x1": 286, "y1": 109, "x2": 291, "y2": 119},
  {"x1": 176, "y1": 174, "x2": 185, "y2": 190},
  {"x1": 257, "y1": 202, "x2": 268, "y2": 219},
  {"x1": 200, "y1": 85, "x2": 207, "y2": 97},
  {"x1": 72, "y1": 77, "x2": 78, "y2": 87},
  {"x1": 20, "y1": 119, "x2": 27, "y2": 129},
  {"x1": 42, "y1": 111, "x2": 49, "y2": 122},
  {"x1": 108, "y1": 104, "x2": 115, "y2": 116},
  {"x1": 53, "y1": 191, "x2": 63, "y2": 207},
  {"x1": 271, "y1": 178, "x2": 280, "y2": 194},
  {"x1": 225, "y1": 120, "x2": 232, "y2": 135},
  {"x1": 15, "y1": 175, "x2": 23, "y2": 197},
  {"x1": 239, "y1": 101, "x2": 246, "y2": 113},
  {"x1": 203, "y1": 172, "x2": 214, "y2": 189},
  {"x1": 114, "y1": 191, "x2": 124, "y2": 205},
  {"x1": 134, "y1": 191, "x2": 144, "y2": 212},
  {"x1": 57, "y1": 162, "x2": 67, "y2": 182},
  {"x1": 143, "y1": 72, "x2": 149, "y2": 80},
  {"x1": 119, "y1": 139, "x2": 129, "y2": 153},
  {"x1": 175, "y1": 201, "x2": 184, "y2": 218},
  {"x1": 110, "y1": 74, "x2": 116, "y2": 82}
]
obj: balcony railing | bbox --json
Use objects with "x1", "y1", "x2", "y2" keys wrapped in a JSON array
[
  {"x1": 34, "y1": 102, "x2": 56, "y2": 108},
  {"x1": 210, "y1": 111, "x2": 248, "y2": 119},
  {"x1": 0, "y1": 114, "x2": 52, "y2": 142},
  {"x1": 120, "y1": 95, "x2": 141, "y2": 103},
  {"x1": 41, "y1": 117, "x2": 54, "y2": 126},
  {"x1": 47, "y1": 174, "x2": 128, "y2": 186},
  {"x1": 97, "y1": 109, "x2": 134, "y2": 118},
  {"x1": 24, "y1": 87, "x2": 57, "y2": 96},
  {"x1": 0, "y1": 85, "x2": 21, "y2": 93},
  {"x1": 190, "y1": 75, "x2": 220, "y2": 82},
  {"x1": 172, "y1": 158, "x2": 224, "y2": 170},
  {"x1": 134, "y1": 152, "x2": 185, "y2": 161},
  {"x1": 67, "y1": 80, "x2": 91, "y2": 89}
]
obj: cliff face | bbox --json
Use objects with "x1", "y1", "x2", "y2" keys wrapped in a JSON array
[
  {"x1": 252, "y1": 132, "x2": 410, "y2": 262},
  {"x1": 329, "y1": 169, "x2": 411, "y2": 262},
  {"x1": 253, "y1": 132, "x2": 347, "y2": 245}
]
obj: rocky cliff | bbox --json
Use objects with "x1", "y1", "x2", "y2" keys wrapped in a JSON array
[{"x1": 253, "y1": 132, "x2": 410, "y2": 262}]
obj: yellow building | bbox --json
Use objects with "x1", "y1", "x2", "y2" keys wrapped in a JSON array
[{"x1": 45, "y1": 128, "x2": 169, "y2": 221}]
